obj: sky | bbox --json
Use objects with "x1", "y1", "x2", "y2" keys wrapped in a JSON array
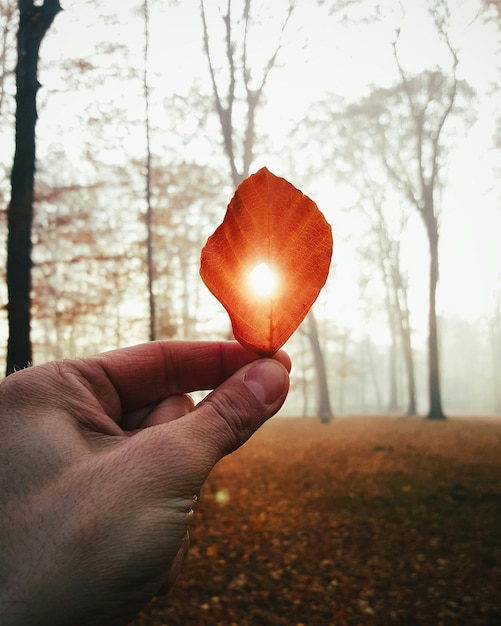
[{"x1": 38, "y1": 0, "x2": 501, "y2": 342}]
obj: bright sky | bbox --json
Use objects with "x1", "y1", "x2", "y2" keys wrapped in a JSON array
[{"x1": 39, "y1": 0, "x2": 500, "y2": 343}]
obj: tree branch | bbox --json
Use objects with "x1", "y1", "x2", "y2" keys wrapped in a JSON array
[
  {"x1": 200, "y1": 0, "x2": 239, "y2": 185},
  {"x1": 241, "y1": 0, "x2": 293, "y2": 177}
]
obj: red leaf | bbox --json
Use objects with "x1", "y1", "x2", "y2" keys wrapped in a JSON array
[{"x1": 200, "y1": 167, "x2": 333, "y2": 356}]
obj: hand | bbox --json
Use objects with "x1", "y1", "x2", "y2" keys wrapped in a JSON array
[{"x1": 0, "y1": 341, "x2": 290, "y2": 626}]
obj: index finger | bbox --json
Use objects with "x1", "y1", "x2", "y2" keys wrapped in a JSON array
[{"x1": 91, "y1": 340, "x2": 291, "y2": 412}]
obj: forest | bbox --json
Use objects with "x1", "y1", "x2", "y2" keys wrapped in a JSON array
[
  {"x1": 1, "y1": 0, "x2": 500, "y2": 419},
  {"x1": 2, "y1": 3, "x2": 501, "y2": 625}
]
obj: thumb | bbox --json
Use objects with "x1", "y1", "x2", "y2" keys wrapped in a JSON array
[
  {"x1": 184, "y1": 358, "x2": 290, "y2": 473},
  {"x1": 125, "y1": 358, "x2": 290, "y2": 499}
]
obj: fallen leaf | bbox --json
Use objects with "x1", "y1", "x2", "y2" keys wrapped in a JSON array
[
  {"x1": 132, "y1": 418, "x2": 501, "y2": 626},
  {"x1": 200, "y1": 167, "x2": 333, "y2": 355}
]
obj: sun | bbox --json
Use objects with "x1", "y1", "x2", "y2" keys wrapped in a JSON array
[{"x1": 249, "y1": 262, "x2": 277, "y2": 297}]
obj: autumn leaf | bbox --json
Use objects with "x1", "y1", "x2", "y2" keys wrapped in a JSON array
[{"x1": 200, "y1": 167, "x2": 333, "y2": 356}]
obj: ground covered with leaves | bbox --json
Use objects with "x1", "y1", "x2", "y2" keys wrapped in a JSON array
[{"x1": 131, "y1": 417, "x2": 501, "y2": 626}]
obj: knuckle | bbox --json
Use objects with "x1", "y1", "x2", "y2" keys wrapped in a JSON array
[{"x1": 203, "y1": 390, "x2": 256, "y2": 451}]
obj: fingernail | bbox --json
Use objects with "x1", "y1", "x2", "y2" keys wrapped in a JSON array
[{"x1": 244, "y1": 360, "x2": 288, "y2": 406}]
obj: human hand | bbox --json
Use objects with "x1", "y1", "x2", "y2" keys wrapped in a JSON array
[{"x1": 0, "y1": 341, "x2": 290, "y2": 626}]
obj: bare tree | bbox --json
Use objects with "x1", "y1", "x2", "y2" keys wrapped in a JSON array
[
  {"x1": 300, "y1": 88, "x2": 418, "y2": 415},
  {"x1": 343, "y1": 67, "x2": 473, "y2": 420},
  {"x1": 335, "y1": 3, "x2": 473, "y2": 419},
  {"x1": 200, "y1": 0, "x2": 333, "y2": 421},
  {"x1": 387, "y1": 3, "x2": 472, "y2": 419},
  {"x1": 201, "y1": 0, "x2": 293, "y2": 187},
  {"x1": 0, "y1": 0, "x2": 16, "y2": 123},
  {"x1": 492, "y1": 278, "x2": 501, "y2": 413},
  {"x1": 0, "y1": 2, "x2": 17, "y2": 364},
  {"x1": 365, "y1": 201, "x2": 417, "y2": 416},
  {"x1": 6, "y1": 0, "x2": 61, "y2": 375},
  {"x1": 345, "y1": 160, "x2": 418, "y2": 415},
  {"x1": 305, "y1": 310, "x2": 332, "y2": 422},
  {"x1": 143, "y1": 0, "x2": 155, "y2": 341}
]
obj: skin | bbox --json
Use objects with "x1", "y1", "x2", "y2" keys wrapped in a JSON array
[{"x1": 0, "y1": 340, "x2": 290, "y2": 626}]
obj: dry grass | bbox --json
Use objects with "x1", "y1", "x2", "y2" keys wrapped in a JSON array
[{"x1": 132, "y1": 416, "x2": 501, "y2": 626}]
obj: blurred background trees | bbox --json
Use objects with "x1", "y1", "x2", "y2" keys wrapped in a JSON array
[{"x1": 1, "y1": 0, "x2": 500, "y2": 417}]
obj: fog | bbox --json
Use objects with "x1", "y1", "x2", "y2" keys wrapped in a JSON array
[{"x1": 1, "y1": 0, "x2": 500, "y2": 416}]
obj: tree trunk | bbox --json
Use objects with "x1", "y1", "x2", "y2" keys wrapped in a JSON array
[
  {"x1": 394, "y1": 275, "x2": 417, "y2": 416},
  {"x1": 400, "y1": 303, "x2": 417, "y2": 416},
  {"x1": 299, "y1": 332, "x2": 310, "y2": 418},
  {"x1": 383, "y1": 277, "x2": 399, "y2": 412},
  {"x1": 426, "y1": 219, "x2": 446, "y2": 420},
  {"x1": 386, "y1": 247, "x2": 417, "y2": 416},
  {"x1": 492, "y1": 286, "x2": 501, "y2": 414},
  {"x1": 306, "y1": 310, "x2": 332, "y2": 423},
  {"x1": 143, "y1": 0, "x2": 155, "y2": 341},
  {"x1": 6, "y1": 1, "x2": 61, "y2": 375},
  {"x1": 365, "y1": 336, "x2": 383, "y2": 412},
  {"x1": 388, "y1": 325, "x2": 398, "y2": 412}
]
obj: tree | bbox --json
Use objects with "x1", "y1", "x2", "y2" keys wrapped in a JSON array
[
  {"x1": 336, "y1": 141, "x2": 418, "y2": 415},
  {"x1": 298, "y1": 86, "x2": 419, "y2": 415},
  {"x1": 0, "y1": 0, "x2": 17, "y2": 136},
  {"x1": 143, "y1": 0, "x2": 155, "y2": 341},
  {"x1": 200, "y1": 0, "x2": 333, "y2": 420},
  {"x1": 306, "y1": 309, "x2": 332, "y2": 422},
  {"x1": 6, "y1": 0, "x2": 61, "y2": 375},
  {"x1": 492, "y1": 279, "x2": 501, "y2": 413},
  {"x1": 147, "y1": 160, "x2": 225, "y2": 341},
  {"x1": 341, "y1": 6, "x2": 473, "y2": 419},
  {"x1": 0, "y1": 2, "x2": 17, "y2": 372},
  {"x1": 295, "y1": 0, "x2": 480, "y2": 419},
  {"x1": 388, "y1": 9, "x2": 472, "y2": 419},
  {"x1": 200, "y1": 0, "x2": 293, "y2": 187},
  {"x1": 343, "y1": 69, "x2": 473, "y2": 419},
  {"x1": 361, "y1": 201, "x2": 417, "y2": 416}
]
